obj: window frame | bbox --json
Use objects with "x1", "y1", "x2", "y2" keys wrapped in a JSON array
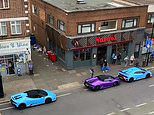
[
  {"x1": 148, "y1": 14, "x2": 154, "y2": 24},
  {"x1": 0, "y1": 21, "x2": 7, "y2": 36},
  {"x1": 99, "y1": 20, "x2": 117, "y2": 32},
  {"x1": 32, "y1": 4, "x2": 40, "y2": 16},
  {"x1": 57, "y1": 20, "x2": 65, "y2": 32},
  {"x1": 47, "y1": 14, "x2": 54, "y2": 26},
  {"x1": 78, "y1": 23, "x2": 95, "y2": 34},
  {"x1": 10, "y1": 21, "x2": 22, "y2": 35},
  {"x1": 122, "y1": 18, "x2": 138, "y2": 29},
  {"x1": 0, "y1": 0, "x2": 9, "y2": 9}
]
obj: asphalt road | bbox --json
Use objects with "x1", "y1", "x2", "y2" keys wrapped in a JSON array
[{"x1": 1, "y1": 70, "x2": 154, "y2": 115}]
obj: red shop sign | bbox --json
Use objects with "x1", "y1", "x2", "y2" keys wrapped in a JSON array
[{"x1": 96, "y1": 36, "x2": 117, "y2": 43}]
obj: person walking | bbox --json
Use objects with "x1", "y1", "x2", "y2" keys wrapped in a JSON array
[
  {"x1": 90, "y1": 68, "x2": 94, "y2": 77},
  {"x1": 112, "y1": 52, "x2": 117, "y2": 64}
]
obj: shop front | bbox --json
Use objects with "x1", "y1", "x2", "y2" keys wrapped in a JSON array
[
  {"x1": 0, "y1": 38, "x2": 31, "y2": 77},
  {"x1": 46, "y1": 24, "x2": 144, "y2": 69},
  {"x1": 68, "y1": 29, "x2": 144, "y2": 69}
]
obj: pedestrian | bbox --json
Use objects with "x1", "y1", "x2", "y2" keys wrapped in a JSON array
[
  {"x1": 90, "y1": 68, "x2": 94, "y2": 77},
  {"x1": 101, "y1": 60, "x2": 110, "y2": 72},
  {"x1": 28, "y1": 61, "x2": 34, "y2": 75},
  {"x1": 130, "y1": 54, "x2": 135, "y2": 66},
  {"x1": 117, "y1": 53, "x2": 122, "y2": 65},
  {"x1": 124, "y1": 56, "x2": 129, "y2": 67},
  {"x1": 112, "y1": 52, "x2": 117, "y2": 64},
  {"x1": 43, "y1": 46, "x2": 47, "y2": 55}
]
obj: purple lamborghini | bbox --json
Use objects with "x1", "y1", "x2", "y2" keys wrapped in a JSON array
[{"x1": 84, "y1": 75, "x2": 120, "y2": 91}]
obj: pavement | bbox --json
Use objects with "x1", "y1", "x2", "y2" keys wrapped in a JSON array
[{"x1": 0, "y1": 50, "x2": 154, "y2": 101}]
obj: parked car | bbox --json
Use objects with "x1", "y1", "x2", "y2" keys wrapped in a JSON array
[
  {"x1": 118, "y1": 67, "x2": 152, "y2": 82},
  {"x1": 10, "y1": 89, "x2": 57, "y2": 110},
  {"x1": 84, "y1": 75, "x2": 120, "y2": 91}
]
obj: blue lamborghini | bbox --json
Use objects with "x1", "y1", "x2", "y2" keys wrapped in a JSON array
[
  {"x1": 118, "y1": 67, "x2": 152, "y2": 82},
  {"x1": 10, "y1": 89, "x2": 57, "y2": 109}
]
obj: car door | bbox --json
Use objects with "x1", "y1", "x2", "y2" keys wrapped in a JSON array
[
  {"x1": 30, "y1": 94, "x2": 44, "y2": 106},
  {"x1": 134, "y1": 71, "x2": 144, "y2": 80},
  {"x1": 103, "y1": 79, "x2": 113, "y2": 88}
]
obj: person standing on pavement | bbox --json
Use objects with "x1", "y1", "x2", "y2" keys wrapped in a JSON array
[
  {"x1": 90, "y1": 68, "x2": 94, "y2": 77},
  {"x1": 101, "y1": 60, "x2": 110, "y2": 72},
  {"x1": 112, "y1": 52, "x2": 117, "y2": 64},
  {"x1": 130, "y1": 54, "x2": 135, "y2": 65},
  {"x1": 117, "y1": 53, "x2": 122, "y2": 65},
  {"x1": 28, "y1": 61, "x2": 34, "y2": 75},
  {"x1": 124, "y1": 56, "x2": 129, "y2": 67}
]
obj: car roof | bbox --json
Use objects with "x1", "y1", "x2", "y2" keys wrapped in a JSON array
[
  {"x1": 123, "y1": 67, "x2": 146, "y2": 73},
  {"x1": 97, "y1": 75, "x2": 114, "y2": 80}
]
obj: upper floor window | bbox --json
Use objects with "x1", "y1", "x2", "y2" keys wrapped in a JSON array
[
  {"x1": 47, "y1": 14, "x2": 54, "y2": 26},
  {"x1": 122, "y1": 18, "x2": 138, "y2": 29},
  {"x1": 32, "y1": 4, "x2": 39, "y2": 16},
  {"x1": 57, "y1": 20, "x2": 65, "y2": 32},
  {"x1": 99, "y1": 20, "x2": 117, "y2": 32},
  {"x1": 0, "y1": 0, "x2": 9, "y2": 9},
  {"x1": 148, "y1": 14, "x2": 154, "y2": 23},
  {"x1": 78, "y1": 23, "x2": 95, "y2": 34},
  {"x1": 10, "y1": 21, "x2": 22, "y2": 35},
  {"x1": 0, "y1": 22, "x2": 7, "y2": 36}
]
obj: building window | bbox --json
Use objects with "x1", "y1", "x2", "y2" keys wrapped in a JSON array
[
  {"x1": 0, "y1": 22, "x2": 7, "y2": 36},
  {"x1": 47, "y1": 14, "x2": 54, "y2": 26},
  {"x1": 73, "y1": 48, "x2": 91, "y2": 61},
  {"x1": 10, "y1": 21, "x2": 22, "y2": 35},
  {"x1": 78, "y1": 23, "x2": 95, "y2": 34},
  {"x1": 0, "y1": 0, "x2": 9, "y2": 9},
  {"x1": 32, "y1": 4, "x2": 39, "y2": 16},
  {"x1": 148, "y1": 14, "x2": 154, "y2": 23},
  {"x1": 122, "y1": 18, "x2": 138, "y2": 29},
  {"x1": 99, "y1": 20, "x2": 117, "y2": 32},
  {"x1": 57, "y1": 20, "x2": 65, "y2": 32}
]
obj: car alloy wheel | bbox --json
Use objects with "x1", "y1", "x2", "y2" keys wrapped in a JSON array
[
  {"x1": 113, "y1": 82, "x2": 119, "y2": 86},
  {"x1": 146, "y1": 73, "x2": 150, "y2": 78},
  {"x1": 129, "y1": 78, "x2": 134, "y2": 83},
  {"x1": 95, "y1": 86, "x2": 100, "y2": 91},
  {"x1": 45, "y1": 98, "x2": 52, "y2": 104},
  {"x1": 18, "y1": 103, "x2": 26, "y2": 110}
]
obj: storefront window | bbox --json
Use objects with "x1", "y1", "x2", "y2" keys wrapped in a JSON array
[{"x1": 73, "y1": 48, "x2": 92, "y2": 61}]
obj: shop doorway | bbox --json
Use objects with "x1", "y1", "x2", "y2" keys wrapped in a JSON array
[
  {"x1": 97, "y1": 46, "x2": 107, "y2": 65},
  {"x1": 0, "y1": 55, "x2": 15, "y2": 76}
]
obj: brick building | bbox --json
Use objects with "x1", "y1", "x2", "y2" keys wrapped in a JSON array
[
  {"x1": 30, "y1": 0, "x2": 148, "y2": 69},
  {"x1": 0, "y1": 0, "x2": 31, "y2": 76}
]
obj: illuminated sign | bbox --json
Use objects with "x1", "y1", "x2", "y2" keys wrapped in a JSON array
[{"x1": 96, "y1": 36, "x2": 117, "y2": 43}]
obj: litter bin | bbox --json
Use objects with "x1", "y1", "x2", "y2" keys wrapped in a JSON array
[{"x1": 47, "y1": 51, "x2": 57, "y2": 62}]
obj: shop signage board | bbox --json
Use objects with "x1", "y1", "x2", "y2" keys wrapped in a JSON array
[
  {"x1": 0, "y1": 38, "x2": 31, "y2": 55},
  {"x1": 96, "y1": 36, "x2": 117, "y2": 43}
]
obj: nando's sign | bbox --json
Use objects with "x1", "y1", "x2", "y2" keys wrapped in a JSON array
[{"x1": 96, "y1": 36, "x2": 117, "y2": 43}]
